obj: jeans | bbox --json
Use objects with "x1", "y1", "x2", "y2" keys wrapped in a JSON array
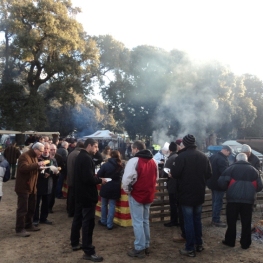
[
  {"x1": 70, "y1": 202, "x2": 96, "y2": 256},
  {"x1": 100, "y1": 197, "x2": 116, "y2": 228},
  {"x1": 128, "y1": 195, "x2": 151, "y2": 251},
  {"x1": 181, "y1": 205, "x2": 203, "y2": 251},
  {"x1": 212, "y1": 190, "x2": 225, "y2": 223}
]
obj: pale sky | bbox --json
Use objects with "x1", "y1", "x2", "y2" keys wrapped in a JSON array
[{"x1": 71, "y1": 0, "x2": 263, "y2": 81}]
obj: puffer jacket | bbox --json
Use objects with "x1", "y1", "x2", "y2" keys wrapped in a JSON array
[{"x1": 218, "y1": 160, "x2": 263, "y2": 204}]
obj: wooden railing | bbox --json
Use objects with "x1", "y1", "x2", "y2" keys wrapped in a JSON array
[{"x1": 150, "y1": 178, "x2": 263, "y2": 222}]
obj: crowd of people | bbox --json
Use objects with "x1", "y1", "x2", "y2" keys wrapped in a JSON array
[{"x1": 0, "y1": 134, "x2": 262, "y2": 261}]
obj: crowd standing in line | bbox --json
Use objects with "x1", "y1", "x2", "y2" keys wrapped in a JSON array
[{"x1": 0, "y1": 132, "x2": 262, "y2": 261}]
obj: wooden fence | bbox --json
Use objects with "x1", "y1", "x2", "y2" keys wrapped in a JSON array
[{"x1": 150, "y1": 178, "x2": 263, "y2": 222}]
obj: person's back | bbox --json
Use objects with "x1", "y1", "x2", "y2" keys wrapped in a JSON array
[
  {"x1": 174, "y1": 146, "x2": 211, "y2": 206},
  {"x1": 122, "y1": 140, "x2": 158, "y2": 258},
  {"x1": 171, "y1": 134, "x2": 212, "y2": 257}
]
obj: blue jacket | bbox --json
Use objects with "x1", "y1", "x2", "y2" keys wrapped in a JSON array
[{"x1": 218, "y1": 160, "x2": 263, "y2": 204}]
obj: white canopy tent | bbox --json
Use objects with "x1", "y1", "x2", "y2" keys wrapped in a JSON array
[{"x1": 83, "y1": 130, "x2": 119, "y2": 140}]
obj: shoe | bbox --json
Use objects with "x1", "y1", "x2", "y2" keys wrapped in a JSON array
[
  {"x1": 173, "y1": 236, "x2": 186, "y2": 243},
  {"x1": 11, "y1": 177, "x2": 16, "y2": 180},
  {"x1": 33, "y1": 221, "x2": 39, "y2": 227},
  {"x1": 72, "y1": 244, "x2": 82, "y2": 251},
  {"x1": 222, "y1": 240, "x2": 235, "y2": 247},
  {"x1": 127, "y1": 248, "x2": 146, "y2": 258},
  {"x1": 39, "y1": 220, "x2": 52, "y2": 225},
  {"x1": 25, "y1": 225, "x2": 40, "y2": 232},
  {"x1": 179, "y1": 248, "x2": 196, "y2": 257},
  {"x1": 145, "y1": 248, "x2": 150, "y2": 256},
  {"x1": 98, "y1": 220, "x2": 106, "y2": 227},
  {"x1": 83, "y1": 253, "x2": 103, "y2": 262},
  {"x1": 68, "y1": 213, "x2": 74, "y2": 218},
  {"x1": 211, "y1": 221, "x2": 226, "y2": 227},
  {"x1": 107, "y1": 227, "x2": 113, "y2": 230},
  {"x1": 49, "y1": 209, "x2": 54, "y2": 214},
  {"x1": 164, "y1": 222, "x2": 179, "y2": 227},
  {"x1": 196, "y1": 245, "x2": 204, "y2": 252},
  {"x1": 16, "y1": 229, "x2": 30, "y2": 237}
]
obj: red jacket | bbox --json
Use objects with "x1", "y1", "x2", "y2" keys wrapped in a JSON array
[{"x1": 131, "y1": 157, "x2": 157, "y2": 204}]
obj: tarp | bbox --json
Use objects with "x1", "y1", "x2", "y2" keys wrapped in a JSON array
[
  {"x1": 83, "y1": 130, "x2": 118, "y2": 140},
  {"x1": 0, "y1": 130, "x2": 60, "y2": 135}
]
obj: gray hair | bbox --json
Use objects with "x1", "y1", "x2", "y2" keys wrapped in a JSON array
[
  {"x1": 61, "y1": 141, "x2": 68, "y2": 148},
  {"x1": 236, "y1": 153, "x2": 248, "y2": 162},
  {"x1": 241, "y1": 144, "x2": 251, "y2": 153},
  {"x1": 32, "y1": 142, "x2": 44, "y2": 150}
]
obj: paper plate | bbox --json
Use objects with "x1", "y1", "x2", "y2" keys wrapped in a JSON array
[
  {"x1": 163, "y1": 168, "x2": 170, "y2": 174},
  {"x1": 104, "y1": 178, "x2": 112, "y2": 182}
]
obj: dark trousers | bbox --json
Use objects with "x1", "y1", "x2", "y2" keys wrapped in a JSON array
[
  {"x1": 225, "y1": 202, "x2": 253, "y2": 248},
  {"x1": 67, "y1": 186, "x2": 75, "y2": 216},
  {"x1": 56, "y1": 173, "x2": 65, "y2": 198},
  {"x1": 10, "y1": 163, "x2": 16, "y2": 178},
  {"x1": 49, "y1": 177, "x2": 58, "y2": 211},
  {"x1": 168, "y1": 193, "x2": 178, "y2": 224},
  {"x1": 16, "y1": 193, "x2": 36, "y2": 232},
  {"x1": 178, "y1": 205, "x2": 185, "y2": 238},
  {"x1": 70, "y1": 203, "x2": 96, "y2": 255},
  {"x1": 34, "y1": 194, "x2": 49, "y2": 222}
]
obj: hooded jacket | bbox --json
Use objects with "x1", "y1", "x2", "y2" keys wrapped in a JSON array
[
  {"x1": 218, "y1": 160, "x2": 263, "y2": 204},
  {"x1": 122, "y1": 149, "x2": 159, "y2": 204}
]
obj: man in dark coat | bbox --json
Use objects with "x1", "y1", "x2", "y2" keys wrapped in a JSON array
[
  {"x1": 207, "y1": 145, "x2": 232, "y2": 227},
  {"x1": 70, "y1": 138, "x2": 106, "y2": 262},
  {"x1": 33, "y1": 142, "x2": 56, "y2": 225},
  {"x1": 15, "y1": 142, "x2": 45, "y2": 237},
  {"x1": 66, "y1": 141, "x2": 84, "y2": 217},
  {"x1": 3, "y1": 142, "x2": 21, "y2": 179},
  {"x1": 171, "y1": 134, "x2": 212, "y2": 257},
  {"x1": 240, "y1": 144, "x2": 261, "y2": 171},
  {"x1": 218, "y1": 153, "x2": 263, "y2": 249},
  {"x1": 163, "y1": 142, "x2": 179, "y2": 227}
]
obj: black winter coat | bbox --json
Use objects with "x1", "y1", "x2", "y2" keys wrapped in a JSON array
[
  {"x1": 164, "y1": 152, "x2": 177, "y2": 194},
  {"x1": 36, "y1": 156, "x2": 55, "y2": 196},
  {"x1": 248, "y1": 153, "x2": 261, "y2": 171},
  {"x1": 206, "y1": 151, "x2": 229, "y2": 191},
  {"x1": 97, "y1": 158, "x2": 122, "y2": 200},
  {"x1": 218, "y1": 161, "x2": 263, "y2": 204},
  {"x1": 171, "y1": 146, "x2": 212, "y2": 206},
  {"x1": 74, "y1": 149, "x2": 102, "y2": 207}
]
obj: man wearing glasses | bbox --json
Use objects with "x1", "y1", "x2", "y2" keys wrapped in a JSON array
[{"x1": 15, "y1": 142, "x2": 45, "y2": 237}]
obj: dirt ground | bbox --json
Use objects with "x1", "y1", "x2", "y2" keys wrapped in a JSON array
[{"x1": 1, "y1": 179, "x2": 263, "y2": 263}]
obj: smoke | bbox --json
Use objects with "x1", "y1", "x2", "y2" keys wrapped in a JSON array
[{"x1": 152, "y1": 59, "x2": 227, "y2": 147}]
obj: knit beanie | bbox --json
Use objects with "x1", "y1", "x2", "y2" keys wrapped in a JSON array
[
  {"x1": 169, "y1": 142, "x2": 177, "y2": 152},
  {"x1": 183, "y1": 134, "x2": 196, "y2": 147}
]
